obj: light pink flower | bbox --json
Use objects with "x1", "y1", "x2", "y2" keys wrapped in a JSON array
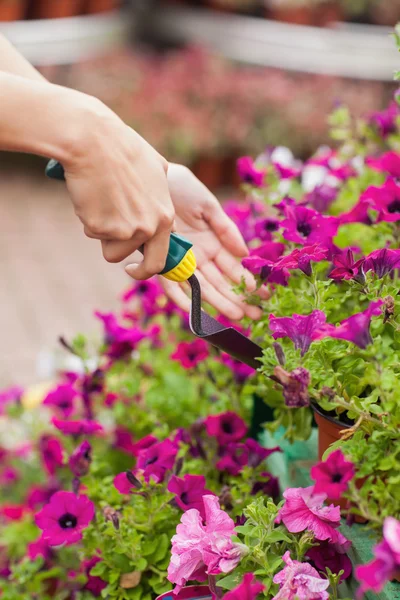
[
  {"x1": 168, "y1": 495, "x2": 242, "y2": 593},
  {"x1": 276, "y1": 487, "x2": 350, "y2": 546},
  {"x1": 273, "y1": 551, "x2": 330, "y2": 600}
]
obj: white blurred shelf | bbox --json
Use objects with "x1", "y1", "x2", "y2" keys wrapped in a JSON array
[
  {"x1": 0, "y1": 10, "x2": 132, "y2": 65},
  {"x1": 147, "y1": 6, "x2": 399, "y2": 81}
]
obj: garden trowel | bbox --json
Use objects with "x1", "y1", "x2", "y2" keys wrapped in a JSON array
[{"x1": 45, "y1": 160, "x2": 263, "y2": 370}]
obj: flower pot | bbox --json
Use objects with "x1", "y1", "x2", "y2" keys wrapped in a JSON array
[
  {"x1": 33, "y1": 0, "x2": 83, "y2": 18},
  {"x1": 85, "y1": 0, "x2": 120, "y2": 14},
  {"x1": 192, "y1": 156, "x2": 225, "y2": 190},
  {"x1": 268, "y1": 6, "x2": 316, "y2": 25},
  {"x1": 0, "y1": 0, "x2": 26, "y2": 21},
  {"x1": 156, "y1": 586, "x2": 212, "y2": 599},
  {"x1": 314, "y1": 1, "x2": 342, "y2": 26}
]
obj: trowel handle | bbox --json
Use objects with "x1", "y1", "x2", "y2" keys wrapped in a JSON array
[{"x1": 45, "y1": 159, "x2": 196, "y2": 281}]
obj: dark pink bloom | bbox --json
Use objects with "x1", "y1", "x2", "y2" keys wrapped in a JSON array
[
  {"x1": 306, "y1": 184, "x2": 338, "y2": 214},
  {"x1": 254, "y1": 217, "x2": 280, "y2": 241},
  {"x1": 223, "y1": 200, "x2": 264, "y2": 243},
  {"x1": 269, "y1": 311, "x2": 326, "y2": 356},
  {"x1": 330, "y1": 249, "x2": 364, "y2": 281},
  {"x1": 275, "y1": 163, "x2": 301, "y2": 179},
  {"x1": 52, "y1": 417, "x2": 103, "y2": 437},
  {"x1": 28, "y1": 535, "x2": 52, "y2": 560},
  {"x1": 272, "y1": 551, "x2": 330, "y2": 600},
  {"x1": 26, "y1": 484, "x2": 58, "y2": 510},
  {"x1": 39, "y1": 435, "x2": 64, "y2": 476},
  {"x1": 0, "y1": 504, "x2": 27, "y2": 521},
  {"x1": 237, "y1": 156, "x2": 265, "y2": 187},
  {"x1": 136, "y1": 438, "x2": 177, "y2": 482},
  {"x1": 0, "y1": 385, "x2": 23, "y2": 415},
  {"x1": 367, "y1": 151, "x2": 400, "y2": 178},
  {"x1": 223, "y1": 573, "x2": 265, "y2": 600},
  {"x1": 114, "y1": 471, "x2": 141, "y2": 495},
  {"x1": 339, "y1": 198, "x2": 372, "y2": 225},
  {"x1": 35, "y1": 491, "x2": 95, "y2": 546},
  {"x1": 307, "y1": 540, "x2": 352, "y2": 582},
  {"x1": 205, "y1": 412, "x2": 247, "y2": 445},
  {"x1": 356, "y1": 517, "x2": 400, "y2": 598},
  {"x1": 250, "y1": 241, "x2": 285, "y2": 262},
  {"x1": 43, "y1": 383, "x2": 77, "y2": 417},
  {"x1": 113, "y1": 426, "x2": 137, "y2": 455},
  {"x1": 311, "y1": 449, "x2": 355, "y2": 500},
  {"x1": 168, "y1": 474, "x2": 214, "y2": 519},
  {"x1": 369, "y1": 101, "x2": 399, "y2": 137},
  {"x1": 82, "y1": 557, "x2": 107, "y2": 596},
  {"x1": 277, "y1": 245, "x2": 328, "y2": 276},
  {"x1": 363, "y1": 248, "x2": 400, "y2": 278},
  {"x1": 171, "y1": 339, "x2": 209, "y2": 369},
  {"x1": 216, "y1": 443, "x2": 249, "y2": 475},
  {"x1": 95, "y1": 311, "x2": 146, "y2": 359},
  {"x1": 245, "y1": 439, "x2": 281, "y2": 468},
  {"x1": 69, "y1": 440, "x2": 92, "y2": 478},
  {"x1": 312, "y1": 300, "x2": 383, "y2": 349},
  {"x1": 281, "y1": 204, "x2": 338, "y2": 246},
  {"x1": 242, "y1": 256, "x2": 290, "y2": 286},
  {"x1": 276, "y1": 486, "x2": 350, "y2": 547},
  {"x1": 363, "y1": 179, "x2": 400, "y2": 222},
  {"x1": 221, "y1": 354, "x2": 255, "y2": 384},
  {"x1": 274, "y1": 366, "x2": 310, "y2": 407},
  {"x1": 122, "y1": 278, "x2": 162, "y2": 307},
  {"x1": 0, "y1": 467, "x2": 19, "y2": 485},
  {"x1": 252, "y1": 472, "x2": 280, "y2": 501}
]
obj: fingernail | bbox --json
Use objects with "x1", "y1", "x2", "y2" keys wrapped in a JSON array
[{"x1": 125, "y1": 264, "x2": 138, "y2": 276}]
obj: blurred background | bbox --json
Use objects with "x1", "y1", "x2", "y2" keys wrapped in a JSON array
[{"x1": 0, "y1": 0, "x2": 399, "y2": 386}]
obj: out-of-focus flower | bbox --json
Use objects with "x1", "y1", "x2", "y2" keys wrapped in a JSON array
[
  {"x1": 35, "y1": 491, "x2": 95, "y2": 546},
  {"x1": 39, "y1": 435, "x2": 64, "y2": 476},
  {"x1": 307, "y1": 540, "x2": 352, "y2": 582},
  {"x1": 82, "y1": 557, "x2": 107, "y2": 596},
  {"x1": 43, "y1": 383, "x2": 78, "y2": 418},
  {"x1": 272, "y1": 551, "x2": 330, "y2": 600},
  {"x1": 168, "y1": 474, "x2": 214, "y2": 519},
  {"x1": 367, "y1": 151, "x2": 400, "y2": 178},
  {"x1": 369, "y1": 102, "x2": 399, "y2": 137},
  {"x1": 69, "y1": 441, "x2": 92, "y2": 478},
  {"x1": 221, "y1": 354, "x2": 255, "y2": 384},
  {"x1": 95, "y1": 311, "x2": 146, "y2": 359},
  {"x1": 171, "y1": 339, "x2": 209, "y2": 369},
  {"x1": 223, "y1": 573, "x2": 265, "y2": 599},
  {"x1": 205, "y1": 412, "x2": 247, "y2": 445},
  {"x1": 136, "y1": 438, "x2": 177, "y2": 483},
  {"x1": 363, "y1": 179, "x2": 400, "y2": 223},
  {"x1": 52, "y1": 417, "x2": 103, "y2": 437},
  {"x1": 216, "y1": 443, "x2": 249, "y2": 475},
  {"x1": 311, "y1": 449, "x2": 355, "y2": 500},
  {"x1": 237, "y1": 156, "x2": 266, "y2": 186},
  {"x1": 0, "y1": 386, "x2": 23, "y2": 415}
]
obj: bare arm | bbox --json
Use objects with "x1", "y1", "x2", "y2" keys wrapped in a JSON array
[{"x1": 0, "y1": 34, "x2": 45, "y2": 81}]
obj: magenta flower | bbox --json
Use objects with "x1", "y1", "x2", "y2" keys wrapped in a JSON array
[
  {"x1": 224, "y1": 200, "x2": 264, "y2": 243},
  {"x1": 281, "y1": 204, "x2": 338, "y2": 246},
  {"x1": 306, "y1": 184, "x2": 338, "y2": 214},
  {"x1": 168, "y1": 474, "x2": 214, "y2": 519},
  {"x1": 0, "y1": 385, "x2": 23, "y2": 415},
  {"x1": 367, "y1": 151, "x2": 400, "y2": 178},
  {"x1": 252, "y1": 472, "x2": 280, "y2": 501},
  {"x1": 269, "y1": 311, "x2": 326, "y2": 356},
  {"x1": 43, "y1": 383, "x2": 77, "y2": 418},
  {"x1": 114, "y1": 471, "x2": 142, "y2": 495},
  {"x1": 39, "y1": 435, "x2": 64, "y2": 476},
  {"x1": 122, "y1": 278, "x2": 162, "y2": 306},
  {"x1": 312, "y1": 300, "x2": 383, "y2": 349},
  {"x1": 136, "y1": 438, "x2": 177, "y2": 483},
  {"x1": 223, "y1": 573, "x2": 265, "y2": 599},
  {"x1": 242, "y1": 256, "x2": 290, "y2": 286},
  {"x1": 311, "y1": 449, "x2": 355, "y2": 500},
  {"x1": 250, "y1": 241, "x2": 285, "y2": 262},
  {"x1": 216, "y1": 443, "x2": 249, "y2": 475},
  {"x1": 26, "y1": 484, "x2": 58, "y2": 510},
  {"x1": 68, "y1": 441, "x2": 92, "y2": 478},
  {"x1": 330, "y1": 248, "x2": 364, "y2": 281},
  {"x1": 356, "y1": 517, "x2": 400, "y2": 597},
  {"x1": 254, "y1": 217, "x2": 280, "y2": 241},
  {"x1": 28, "y1": 535, "x2": 52, "y2": 560},
  {"x1": 277, "y1": 245, "x2": 328, "y2": 276},
  {"x1": 237, "y1": 156, "x2": 266, "y2": 187},
  {"x1": 307, "y1": 540, "x2": 352, "y2": 582},
  {"x1": 274, "y1": 366, "x2": 310, "y2": 408},
  {"x1": 52, "y1": 417, "x2": 104, "y2": 437},
  {"x1": 171, "y1": 339, "x2": 209, "y2": 369},
  {"x1": 168, "y1": 495, "x2": 242, "y2": 592},
  {"x1": 95, "y1": 311, "x2": 146, "y2": 359},
  {"x1": 113, "y1": 426, "x2": 137, "y2": 455},
  {"x1": 363, "y1": 248, "x2": 400, "y2": 278},
  {"x1": 245, "y1": 438, "x2": 281, "y2": 468},
  {"x1": 276, "y1": 487, "x2": 350, "y2": 547},
  {"x1": 82, "y1": 557, "x2": 107, "y2": 596},
  {"x1": 272, "y1": 551, "x2": 330, "y2": 600},
  {"x1": 363, "y1": 179, "x2": 400, "y2": 222},
  {"x1": 339, "y1": 198, "x2": 372, "y2": 226},
  {"x1": 205, "y1": 412, "x2": 247, "y2": 445},
  {"x1": 369, "y1": 101, "x2": 399, "y2": 137},
  {"x1": 35, "y1": 491, "x2": 95, "y2": 546},
  {"x1": 221, "y1": 354, "x2": 255, "y2": 384}
]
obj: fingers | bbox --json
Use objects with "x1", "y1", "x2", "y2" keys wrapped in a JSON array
[
  {"x1": 101, "y1": 237, "x2": 144, "y2": 263},
  {"x1": 194, "y1": 270, "x2": 244, "y2": 321},
  {"x1": 215, "y1": 248, "x2": 257, "y2": 292},
  {"x1": 125, "y1": 228, "x2": 171, "y2": 280},
  {"x1": 204, "y1": 200, "x2": 249, "y2": 258},
  {"x1": 158, "y1": 277, "x2": 191, "y2": 313}
]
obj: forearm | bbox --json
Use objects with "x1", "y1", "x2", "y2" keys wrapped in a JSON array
[{"x1": 0, "y1": 34, "x2": 45, "y2": 81}]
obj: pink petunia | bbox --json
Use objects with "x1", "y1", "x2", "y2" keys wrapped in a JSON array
[
  {"x1": 272, "y1": 551, "x2": 330, "y2": 600},
  {"x1": 68, "y1": 441, "x2": 92, "y2": 478},
  {"x1": 35, "y1": 491, "x2": 95, "y2": 546},
  {"x1": 43, "y1": 383, "x2": 78, "y2": 418},
  {"x1": 205, "y1": 412, "x2": 247, "y2": 445},
  {"x1": 276, "y1": 487, "x2": 350, "y2": 547},
  {"x1": 82, "y1": 556, "x2": 107, "y2": 596},
  {"x1": 168, "y1": 495, "x2": 242, "y2": 593},
  {"x1": 221, "y1": 354, "x2": 255, "y2": 384},
  {"x1": 52, "y1": 417, "x2": 104, "y2": 437},
  {"x1": 223, "y1": 573, "x2": 265, "y2": 599},
  {"x1": 216, "y1": 443, "x2": 249, "y2": 475},
  {"x1": 307, "y1": 540, "x2": 352, "y2": 583},
  {"x1": 363, "y1": 248, "x2": 400, "y2": 279},
  {"x1": 39, "y1": 435, "x2": 64, "y2": 476},
  {"x1": 281, "y1": 204, "x2": 339, "y2": 247},
  {"x1": 28, "y1": 535, "x2": 52, "y2": 560},
  {"x1": 237, "y1": 156, "x2": 266, "y2": 187},
  {"x1": 311, "y1": 449, "x2": 355, "y2": 500},
  {"x1": 171, "y1": 339, "x2": 209, "y2": 369},
  {"x1": 136, "y1": 438, "x2": 177, "y2": 483},
  {"x1": 269, "y1": 311, "x2": 326, "y2": 356},
  {"x1": 366, "y1": 151, "x2": 400, "y2": 178},
  {"x1": 168, "y1": 474, "x2": 214, "y2": 519},
  {"x1": 330, "y1": 248, "x2": 365, "y2": 281},
  {"x1": 363, "y1": 179, "x2": 400, "y2": 223},
  {"x1": 277, "y1": 244, "x2": 328, "y2": 277}
]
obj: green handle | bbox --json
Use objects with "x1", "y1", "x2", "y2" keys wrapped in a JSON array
[{"x1": 45, "y1": 159, "x2": 192, "y2": 275}]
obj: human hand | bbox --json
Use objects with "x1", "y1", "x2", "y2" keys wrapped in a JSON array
[
  {"x1": 156, "y1": 164, "x2": 264, "y2": 321},
  {"x1": 63, "y1": 95, "x2": 175, "y2": 279}
]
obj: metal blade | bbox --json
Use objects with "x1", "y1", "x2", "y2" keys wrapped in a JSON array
[{"x1": 188, "y1": 274, "x2": 263, "y2": 370}]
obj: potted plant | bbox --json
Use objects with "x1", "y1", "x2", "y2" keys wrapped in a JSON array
[
  {"x1": 33, "y1": 0, "x2": 83, "y2": 19},
  {"x1": 0, "y1": 0, "x2": 26, "y2": 21}
]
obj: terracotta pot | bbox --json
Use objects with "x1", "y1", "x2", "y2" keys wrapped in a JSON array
[
  {"x1": 192, "y1": 156, "x2": 225, "y2": 190},
  {"x1": 314, "y1": 1, "x2": 342, "y2": 26},
  {"x1": 0, "y1": 0, "x2": 26, "y2": 21},
  {"x1": 33, "y1": 0, "x2": 83, "y2": 18},
  {"x1": 156, "y1": 586, "x2": 212, "y2": 599},
  {"x1": 85, "y1": 0, "x2": 119, "y2": 14},
  {"x1": 268, "y1": 6, "x2": 316, "y2": 25}
]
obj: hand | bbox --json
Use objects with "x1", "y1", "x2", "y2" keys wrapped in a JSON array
[
  {"x1": 63, "y1": 95, "x2": 175, "y2": 279},
  {"x1": 157, "y1": 164, "x2": 264, "y2": 321}
]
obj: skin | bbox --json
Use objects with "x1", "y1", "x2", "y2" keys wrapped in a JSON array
[{"x1": 0, "y1": 35, "x2": 262, "y2": 320}]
